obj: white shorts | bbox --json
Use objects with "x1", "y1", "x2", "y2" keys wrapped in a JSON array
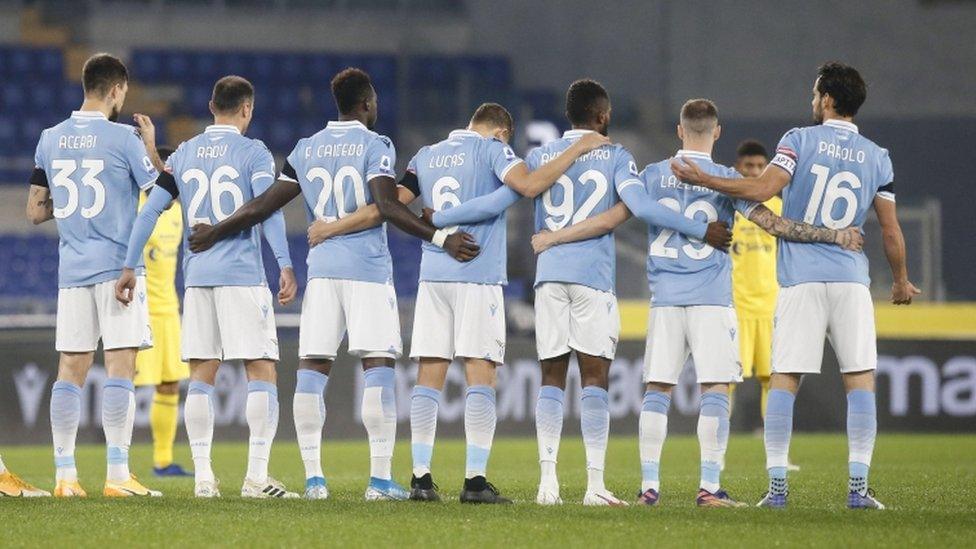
[
  {"x1": 772, "y1": 282, "x2": 876, "y2": 375},
  {"x1": 299, "y1": 278, "x2": 402, "y2": 360},
  {"x1": 410, "y1": 281, "x2": 506, "y2": 363},
  {"x1": 56, "y1": 277, "x2": 152, "y2": 353},
  {"x1": 643, "y1": 305, "x2": 742, "y2": 385},
  {"x1": 535, "y1": 282, "x2": 620, "y2": 361},
  {"x1": 182, "y1": 286, "x2": 279, "y2": 362}
]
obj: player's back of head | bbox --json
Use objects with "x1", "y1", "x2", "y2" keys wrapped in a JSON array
[
  {"x1": 470, "y1": 102, "x2": 514, "y2": 137},
  {"x1": 210, "y1": 75, "x2": 254, "y2": 116},
  {"x1": 816, "y1": 62, "x2": 866, "y2": 117},
  {"x1": 565, "y1": 79, "x2": 610, "y2": 127},
  {"x1": 331, "y1": 68, "x2": 373, "y2": 115},
  {"x1": 82, "y1": 53, "x2": 128, "y2": 98},
  {"x1": 680, "y1": 98, "x2": 719, "y2": 136}
]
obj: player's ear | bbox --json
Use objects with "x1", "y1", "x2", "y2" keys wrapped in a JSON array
[
  {"x1": 713, "y1": 124, "x2": 721, "y2": 141},
  {"x1": 208, "y1": 100, "x2": 217, "y2": 117},
  {"x1": 676, "y1": 124, "x2": 684, "y2": 141}
]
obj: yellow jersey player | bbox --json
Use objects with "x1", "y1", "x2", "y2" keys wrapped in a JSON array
[
  {"x1": 135, "y1": 144, "x2": 192, "y2": 477},
  {"x1": 729, "y1": 139, "x2": 797, "y2": 470},
  {"x1": 0, "y1": 453, "x2": 50, "y2": 497}
]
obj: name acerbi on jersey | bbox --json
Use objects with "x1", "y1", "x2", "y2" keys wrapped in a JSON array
[{"x1": 58, "y1": 134, "x2": 97, "y2": 150}]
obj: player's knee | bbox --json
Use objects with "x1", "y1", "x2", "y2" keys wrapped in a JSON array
[
  {"x1": 464, "y1": 359, "x2": 497, "y2": 388},
  {"x1": 300, "y1": 358, "x2": 333, "y2": 376},
  {"x1": 645, "y1": 381, "x2": 673, "y2": 395},
  {"x1": 245, "y1": 359, "x2": 277, "y2": 383},
  {"x1": 156, "y1": 381, "x2": 179, "y2": 395},
  {"x1": 540, "y1": 355, "x2": 570, "y2": 387}
]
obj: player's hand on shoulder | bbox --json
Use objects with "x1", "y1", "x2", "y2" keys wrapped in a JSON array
[
  {"x1": 576, "y1": 132, "x2": 610, "y2": 152},
  {"x1": 307, "y1": 220, "x2": 334, "y2": 247},
  {"x1": 421, "y1": 207, "x2": 435, "y2": 226},
  {"x1": 188, "y1": 223, "x2": 216, "y2": 253},
  {"x1": 278, "y1": 267, "x2": 297, "y2": 306},
  {"x1": 133, "y1": 114, "x2": 156, "y2": 146},
  {"x1": 891, "y1": 280, "x2": 921, "y2": 305},
  {"x1": 835, "y1": 227, "x2": 864, "y2": 251},
  {"x1": 444, "y1": 231, "x2": 480, "y2": 262},
  {"x1": 114, "y1": 268, "x2": 137, "y2": 306},
  {"x1": 704, "y1": 221, "x2": 732, "y2": 251},
  {"x1": 531, "y1": 230, "x2": 556, "y2": 254},
  {"x1": 670, "y1": 156, "x2": 704, "y2": 184}
]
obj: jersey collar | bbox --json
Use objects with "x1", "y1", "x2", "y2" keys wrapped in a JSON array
[
  {"x1": 563, "y1": 129, "x2": 595, "y2": 139},
  {"x1": 205, "y1": 124, "x2": 241, "y2": 134},
  {"x1": 449, "y1": 129, "x2": 480, "y2": 139},
  {"x1": 327, "y1": 120, "x2": 367, "y2": 131},
  {"x1": 823, "y1": 119, "x2": 859, "y2": 133},
  {"x1": 71, "y1": 110, "x2": 107, "y2": 120},
  {"x1": 675, "y1": 149, "x2": 712, "y2": 162}
]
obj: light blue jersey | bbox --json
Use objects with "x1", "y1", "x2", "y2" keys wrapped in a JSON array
[
  {"x1": 408, "y1": 129, "x2": 522, "y2": 285},
  {"x1": 643, "y1": 151, "x2": 757, "y2": 307},
  {"x1": 769, "y1": 119, "x2": 894, "y2": 287},
  {"x1": 156, "y1": 125, "x2": 284, "y2": 287},
  {"x1": 280, "y1": 120, "x2": 397, "y2": 285},
  {"x1": 530, "y1": 130, "x2": 640, "y2": 293},
  {"x1": 33, "y1": 111, "x2": 158, "y2": 288}
]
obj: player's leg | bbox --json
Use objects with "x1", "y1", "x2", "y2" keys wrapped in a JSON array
[
  {"x1": 148, "y1": 312, "x2": 191, "y2": 476},
  {"x1": 101, "y1": 348, "x2": 137, "y2": 485},
  {"x1": 407, "y1": 281, "x2": 454, "y2": 499},
  {"x1": 0, "y1": 452, "x2": 51, "y2": 497},
  {"x1": 184, "y1": 359, "x2": 221, "y2": 496},
  {"x1": 533, "y1": 283, "x2": 572, "y2": 504},
  {"x1": 732, "y1": 316, "x2": 757, "y2": 418},
  {"x1": 295, "y1": 278, "x2": 345, "y2": 499},
  {"x1": 458, "y1": 358, "x2": 510, "y2": 504},
  {"x1": 687, "y1": 306, "x2": 744, "y2": 507},
  {"x1": 578, "y1": 352, "x2": 625, "y2": 506},
  {"x1": 242, "y1": 359, "x2": 289, "y2": 496},
  {"x1": 761, "y1": 283, "x2": 828, "y2": 507},
  {"x1": 637, "y1": 305, "x2": 687, "y2": 505},
  {"x1": 828, "y1": 283, "x2": 883, "y2": 509},
  {"x1": 50, "y1": 284, "x2": 98, "y2": 496}
]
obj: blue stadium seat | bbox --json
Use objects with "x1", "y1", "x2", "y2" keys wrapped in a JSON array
[
  {"x1": 60, "y1": 84, "x2": 83, "y2": 112},
  {"x1": 131, "y1": 50, "x2": 165, "y2": 83},
  {"x1": 1, "y1": 83, "x2": 27, "y2": 111}
]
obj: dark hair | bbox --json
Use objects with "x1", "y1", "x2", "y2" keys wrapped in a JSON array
[
  {"x1": 816, "y1": 62, "x2": 866, "y2": 117},
  {"x1": 156, "y1": 146, "x2": 175, "y2": 162},
  {"x1": 331, "y1": 68, "x2": 373, "y2": 115},
  {"x1": 82, "y1": 53, "x2": 128, "y2": 97},
  {"x1": 679, "y1": 98, "x2": 719, "y2": 134},
  {"x1": 470, "y1": 103, "x2": 514, "y2": 136},
  {"x1": 736, "y1": 139, "x2": 768, "y2": 159},
  {"x1": 211, "y1": 75, "x2": 254, "y2": 115},
  {"x1": 565, "y1": 79, "x2": 609, "y2": 126}
]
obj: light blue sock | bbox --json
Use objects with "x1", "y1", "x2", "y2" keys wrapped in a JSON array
[
  {"x1": 847, "y1": 390, "x2": 876, "y2": 495},
  {"x1": 362, "y1": 367, "x2": 397, "y2": 480},
  {"x1": 410, "y1": 386, "x2": 441, "y2": 477},
  {"x1": 536, "y1": 385, "x2": 564, "y2": 479},
  {"x1": 640, "y1": 391, "x2": 670, "y2": 492},
  {"x1": 245, "y1": 380, "x2": 279, "y2": 483},
  {"x1": 698, "y1": 392, "x2": 730, "y2": 492},
  {"x1": 581, "y1": 386, "x2": 610, "y2": 490},
  {"x1": 294, "y1": 370, "x2": 329, "y2": 481},
  {"x1": 51, "y1": 380, "x2": 82, "y2": 481},
  {"x1": 103, "y1": 378, "x2": 135, "y2": 482},
  {"x1": 765, "y1": 389, "x2": 795, "y2": 495},
  {"x1": 464, "y1": 385, "x2": 496, "y2": 479}
]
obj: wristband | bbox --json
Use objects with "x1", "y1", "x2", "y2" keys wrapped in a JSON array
[{"x1": 431, "y1": 229, "x2": 449, "y2": 248}]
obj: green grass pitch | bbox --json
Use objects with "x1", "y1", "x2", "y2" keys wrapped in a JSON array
[{"x1": 2, "y1": 434, "x2": 974, "y2": 547}]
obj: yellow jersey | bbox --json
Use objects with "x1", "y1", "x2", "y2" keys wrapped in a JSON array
[
  {"x1": 731, "y1": 196, "x2": 781, "y2": 319},
  {"x1": 139, "y1": 193, "x2": 182, "y2": 316}
]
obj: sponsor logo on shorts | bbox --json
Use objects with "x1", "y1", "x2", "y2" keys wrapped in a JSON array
[
  {"x1": 489, "y1": 303, "x2": 498, "y2": 317},
  {"x1": 729, "y1": 328, "x2": 736, "y2": 340}
]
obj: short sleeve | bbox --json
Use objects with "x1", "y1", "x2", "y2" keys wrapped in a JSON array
[
  {"x1": 524, "y1": 147, "x2": 541, "y2": 171},
  {"x1": 770, "y1": 128, "x2": 801, "y2": 177},
  {"x1": 279, "y1": 142, "x2": 301, "y2": 184},
  {"x1": 876, "y1": 150, "x2": 895, "y2": 202},
  {"x1": 248, "y1": 143, "x2": 277, "y2": 194},
  {"x1": 486, "y1": 139, "x2": 524, "y2": 182},
  {"x1": 614, "y1": 148, "x2": 643, "y2": 193},
  {"x1": 366, "y1": 136, "x2": 396, "y2": 181},
  {"x1": 123, "y1": 127, "x2": 159, "y2": 190},
  {"x1": 31, "y1": 132, "x2": 49, "y2": 187}
]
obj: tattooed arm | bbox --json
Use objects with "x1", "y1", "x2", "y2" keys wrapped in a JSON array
[
  {"x1": 747, "y1": 204, "x2": 863, "y2": 250},
  {"x1": 27, "y1": 184, "x2": 54, "y2": 225}
]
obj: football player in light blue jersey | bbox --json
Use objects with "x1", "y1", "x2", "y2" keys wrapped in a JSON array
[
  {"x1": 186, "y1": 68, "x2": 476, "y2": 502},
  {"x1": 117, "y1": 76, "x2": 298, "y2": 500},
  {"x1": 382, "y1": 103, "x2": 605, "y2": 504},
  {"x1": 672, "y1": 63, "x2": 920, "y2": 510},
  {"x1": 538, "y1": 98, "x2": 860, "y2": 507},
  {"x1": 27, "y1": 53, "x2": 163, "y2": 498},
  {"x1": 431, "y1": 79, "x2": 730, "y2": 506}
]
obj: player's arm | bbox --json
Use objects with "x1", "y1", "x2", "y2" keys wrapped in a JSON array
[
  {"x1": 115, "y1": 175, "x2": 177, "y2": 304},
  {"x1": 671, "y1": 158, "x2": 790, "y2": 202},
  {"x1": 618, "y1": 183, "x2": 731, "y2": 250},
  {"x1": 531, "y1": 202, "x2": 632, "y2": 254},
  {"x1": 133, "y1": 114, "x2": 165, "y2": 172},
  {"x1": 187, "y1": 179, "x2": 301, "y2": 253},
  {"x1": 503, "y1": 133, "x2": 610, "y2": 198},
  {"x1": 307, "y1": 184, "x2": 416, "y2": 247},
  {"x1": 430, "y1": 184, "x2": 522, "y2": 228},
  {"x1": 370, "y1": 175, "x2": 479, "y2": 261},
  {"x1": 26, "y1": 173, "x2": 53, "y2": 225},
  {"x1": 746, "y1": 204, "x2": 863, "y2": 250},
  {"x1": 874, "y1": 193, "x2": 920, "y2": 304}
]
